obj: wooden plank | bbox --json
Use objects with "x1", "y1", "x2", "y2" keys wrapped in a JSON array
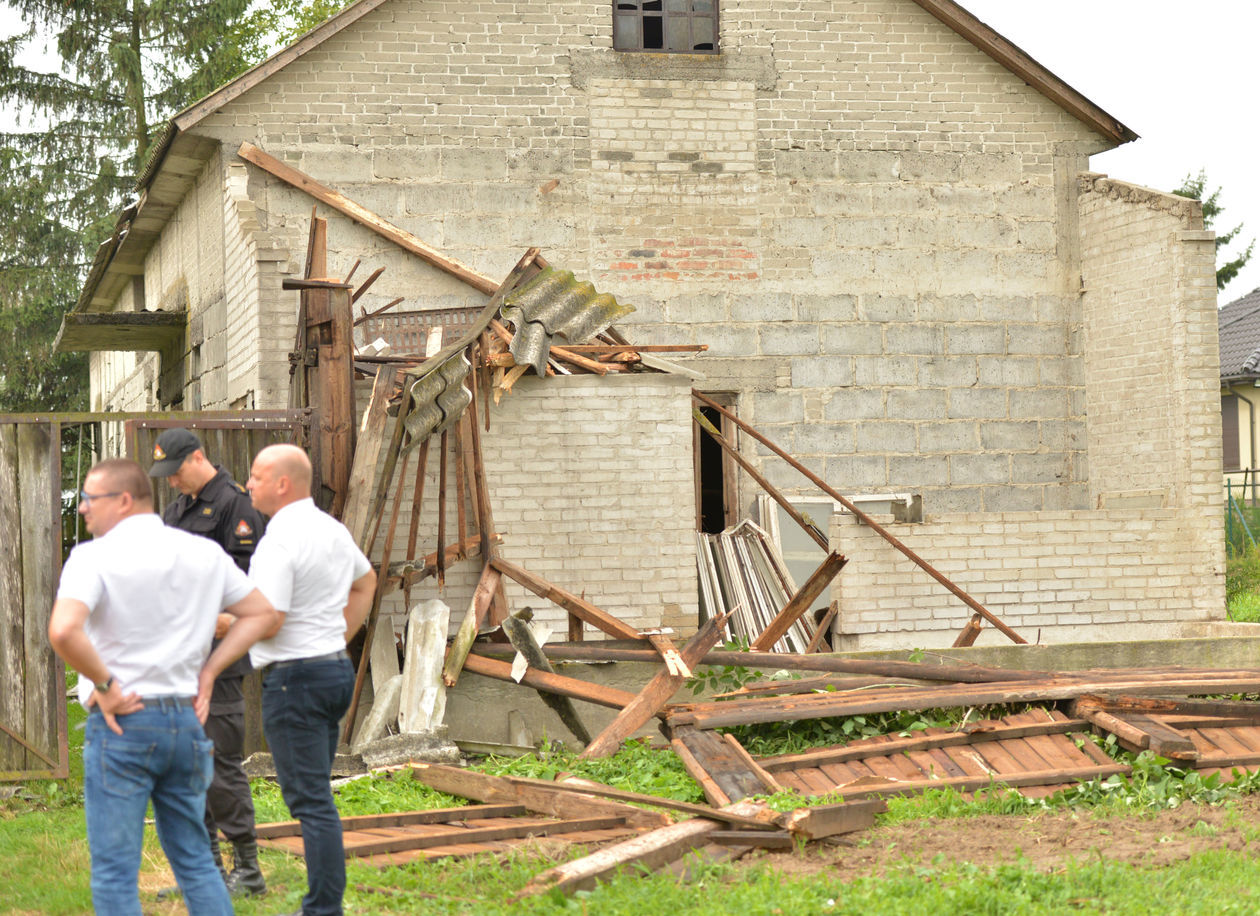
[
  {"x1": 18, "y1": 422, "x2": 61, "y2": 776},
  {"x1": 779, "y1": 799, "x2": 886, "y2": 840},
  {"x1": 756, "y1": 717, "x2": 1087, "y2": 772},
  {"x1": 1080, "y1": 695, "x2": 1260, "y2": 722},
  {"x1": 671, "y1": 726, "x2": 765, "y2": 804},
  {"x1": 670, "y1": 733, "x2": 730, "y2": 807},
  {"x1": 341, "y1": 365, "x2": 399, "y2": 547},
  {"x1": 514, "y1": 801, "x2": 770, "y2": 899},
  {"x1": 581, "y1": 613, "x2": 729, "y2": 759},
  {"x1": 0, "y1": 425, "x2": 26, "y2": 772},
  {"x1": 458, "y1": 652, "x2": 637, "y2": 710},
  {"x1": 669, "y1": 674, "x2": 1260, "y2": 730},
  {"x1": 832, "y1": 764, "x2": 1131, "y2": 800},
  {"x1": 1121, "y1": 713, "x2": 1198, "y2": 760},
  {"x1": 407, "y1": 764, "x2": 670, "y2": 830},
  {"x1": 751, "y1": 551, "x2": 847, "y2": 652},
  {"x1": 410, "y1": 764, "x2": 777, "y2": 830},
  {"x1": 491, "y1": 557, "x2": 642, "y2": 641},
  {"x1": 706, "y1": 830, "x2": 796, "y2": 849},
  {"x1": 254, "y1": 804, "x2": 527, "y2": 838},
  {"x1": 341, "y1": 816, "x2": 625, "y2": 858}
]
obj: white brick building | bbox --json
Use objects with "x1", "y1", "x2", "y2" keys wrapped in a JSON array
[{"x1": 64, "y1": 0, "x2": 1224, "y2": 648}]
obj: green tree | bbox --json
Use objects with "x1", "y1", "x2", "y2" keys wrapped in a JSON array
[
  {"x1": 1173, "y1": 170, "x2": 1255, "y2": 293},
  {"x1": 0, "y1": 0, "x2": 345, "y2": 412}
]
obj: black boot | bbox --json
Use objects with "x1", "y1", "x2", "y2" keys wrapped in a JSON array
[
  {"x1": 156, "y1": 833, "x2": 227, "y2": 900},
  {"x1": 224, "y1": 837, "x2": 267, "y2": 897}
]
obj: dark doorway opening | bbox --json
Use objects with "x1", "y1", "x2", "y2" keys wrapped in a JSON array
[{"x1": 693, "y1": 394, "x2": 738, "y2": 534}]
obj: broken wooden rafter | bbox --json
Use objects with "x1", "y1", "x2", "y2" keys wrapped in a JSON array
[
  {"x1": 458, "y1": 652, "x2": 636, "y2": 710},
  {"x1": 340, "y1": 365, "x2": 402, "y2": 550},
  {"x1": 751, "y1": 551, "x2": 847, "y2": 652},
  {"x1": 691, "y1": 390, "x2": 1028, "y2": 645},
  {"x1": 407, "y1": 763, "x2": 671, "y2": 830},
  {"x1": 385, "y1": 533, "x2": 500, "y2": 591},
  {"x1": 491, "y1": 557, "x2": 642, "y2": 642},
  {"x1": 580, "y1": 612, "x2": 730, "y2": 760},
  {"x1": 487, "y1": 317, "x2": 612, "y2": 376},
  {"x1": 442, "y1": 564, "x2": 503, "y2": 687}
]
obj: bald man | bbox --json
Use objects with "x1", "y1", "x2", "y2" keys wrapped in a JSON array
[{"x1": 245, "y1": 444, "x2": 375, "y2": 916}]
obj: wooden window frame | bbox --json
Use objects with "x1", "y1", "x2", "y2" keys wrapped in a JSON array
[{"x1": 613, "y1": 0, "x2": 719, "y2": 54}]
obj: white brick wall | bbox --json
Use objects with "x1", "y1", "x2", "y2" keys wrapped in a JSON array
[{"x1": 370, "y1": 372, "x2": 699, "y2": 639}]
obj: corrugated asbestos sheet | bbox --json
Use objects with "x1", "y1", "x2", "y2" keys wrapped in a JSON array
[
  {"x1": 400, "y1": 267, "x2": 635, "y2": 447},
  {"x1": 501, "y1": 269, "x2": 635, "y2": 375}
]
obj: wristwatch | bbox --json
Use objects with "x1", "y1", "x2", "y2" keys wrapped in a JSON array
[{"x1": 94, "y1": 676, "x2": 114, "y2": 694}]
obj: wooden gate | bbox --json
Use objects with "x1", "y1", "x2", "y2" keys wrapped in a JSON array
[{"x1": 0, "y1": 410, "x2": 311, "y2": 780}]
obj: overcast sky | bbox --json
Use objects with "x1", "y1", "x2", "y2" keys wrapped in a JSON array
[
  {"x1": 959, "y1": 0, "x2": 1260, "y2": 303},
  {"x1": 3, "y1": 2, "x2": 1257, "y2": 300}
]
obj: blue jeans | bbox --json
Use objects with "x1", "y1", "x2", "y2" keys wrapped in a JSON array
[
  {"x1": 83, "y1": 699, "x2": 232, "y2": 915},
  {"x1": 262, "y1": 656, "x2": 355, "y2": 916}
]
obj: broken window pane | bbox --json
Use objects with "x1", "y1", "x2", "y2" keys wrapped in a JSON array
[{"x1": 613, "y1": 0, "x2": 718, "y2": 53}]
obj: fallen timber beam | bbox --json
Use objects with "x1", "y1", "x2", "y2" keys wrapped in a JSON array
[
  {"x1": 442, "y1": 564, "x2": 501, "y2": 687},
  {"x1": 756, "y1": 717, "x2": 1092, "y2": 772},
  {"x1": 779, "y1": 799, "x2": 887, "y2": 840},
  {"x1": 254, "y1": 804, "x2": 527, "y2": 838},
  {"x1": 1071, "y1": 695, "x2": 1260, "y2": 721},
  {"x1": 580, "y1": 613, "x2": 731, "y2": 759},
  {"x1": 457, "y1": 652, "x2": 638, "y2": 710},
  {"x1": 468, "y1": 641, "x2": 1041, "y2": 682},
  {"x1": 752, "y1": 551, "x2": 848, "y2": 651},
  {"x1": 666, "y1": 673, "x2": 1260, "y2": 730},
  {"x1": 830, "y1": 764, "x2": 1130, "y2": 801},
  {"x1": 412, "y1": 764, "x2": 779, "y2": 831},
  {"x1": 406, "y1": 764, "x2": 671, "y2": 830},
  {"x1": 713, "y1": 674, "x2": 928, "y2": 699},
  {"x1": 1071, "y1": 696, "x2": 1198, "y2": 760},
  {"x1": 239, "y1": 143, "x2": 499, "y2": 295},
  {"x1": 490, "y1": 557, "x2": 643, "y2": 642},
  {"x1": 670, "y1": 725, "x2": 770, "y2": 806},
  {"x1": 513, "y1": 800, "x2": 772, "y2": 900},
  {"x1": 691, "y1": 390, "x2": 1027, "y2": 645}
]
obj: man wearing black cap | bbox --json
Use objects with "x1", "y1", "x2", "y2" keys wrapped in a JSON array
[{"x1": 149, "y1": 428, "x2": 269, "y2": 898}]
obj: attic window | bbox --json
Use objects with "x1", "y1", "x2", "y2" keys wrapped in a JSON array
[{"x1": 614, "y1": 0, "x2": 718, "y2": 53}]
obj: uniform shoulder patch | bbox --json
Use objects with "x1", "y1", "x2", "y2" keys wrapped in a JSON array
[
  {"x1": 234, "y1": 518, "x2": 254, "y2": 537},
  {"x1": 232, "y1": 481, "x2": 247, "y2": 494},
  {"x1": 202, "y1": 507, "x2": 214, "y2": 516}
]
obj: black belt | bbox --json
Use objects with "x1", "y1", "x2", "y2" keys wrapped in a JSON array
[
  {"x1": 142, "y1": 695, "x2": 195, "y2": 710},
  {"x1": 261, "y1": 649, "x2": 349, "y2": 678}
]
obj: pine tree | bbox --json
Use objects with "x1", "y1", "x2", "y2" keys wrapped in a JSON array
[
  {"x1": 0, "y1": 0, "x2": 344, "y2": 411},
  {"x1": 1173, "y1": 170, "x2": 1255, "y2": 293}
]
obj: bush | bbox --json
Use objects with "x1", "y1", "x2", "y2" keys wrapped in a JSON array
[{"x1": 1225, "y1": 542, "x2": 1260, "y2": 607}]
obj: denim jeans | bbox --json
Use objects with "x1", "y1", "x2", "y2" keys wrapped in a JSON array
[
  {"x1": 262, "y1": 656, "x2": 355, "y2": 916},
  {"x1": 83, "y1": 699, "x2": 232, "y2": 915}
]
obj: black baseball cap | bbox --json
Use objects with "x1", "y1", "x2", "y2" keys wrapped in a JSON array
[{"x1": 148, "y1": 428, "x2": 202, "y2": 476}]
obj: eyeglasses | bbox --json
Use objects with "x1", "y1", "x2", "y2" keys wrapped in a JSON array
[{"x1": 79, "y1": 490, "x2": 123, "y2": 505}]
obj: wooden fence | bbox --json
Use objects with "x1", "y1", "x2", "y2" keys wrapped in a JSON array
[{"x1": 0, "y1": 410, "x2": 311, "y2": 780}]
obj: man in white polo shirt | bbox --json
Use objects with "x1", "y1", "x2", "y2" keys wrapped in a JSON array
[
  {"x1": 246, "y1": 444, "x2": 375, "y2": 916},
  {"x1": 48, "y1": 458, "x2": 277, "y2": 915}
]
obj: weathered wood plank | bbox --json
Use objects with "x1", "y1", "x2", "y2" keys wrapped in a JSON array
[
  {"x1": 671, "y1": 726, "x2": 764, "y2": 805},
  {"x1": 0, "y1": 425, "x2": 26, "y2": 772},
  {"x1": 491, "y1": 557, "x2": 642, "y2": 642},
  {"x1": 18, "y1": 422, "x2": 61, "y2": 775},
  {"x1": 751, "y1": 551, "x2": 847, "y2": 652},
  {"x1": 779, "y1": 798, "x2": 887, "y2": 840},
  {"x1": 581, "y1": 613, "x2": 729, "y2": 759},
  {"x1": 341, "y1": 365, "x2": 398, "y2": 547},
  {"x1": 458, "y1": 652, "x2": 636, "y2": 710},
  {"x1": 254, "y1": 804, "x2": 527, "y2": 838}
]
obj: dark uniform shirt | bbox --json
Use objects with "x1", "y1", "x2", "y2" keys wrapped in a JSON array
[{"x1": 163, "y1": 465, "x2": 266, "y2": 714}]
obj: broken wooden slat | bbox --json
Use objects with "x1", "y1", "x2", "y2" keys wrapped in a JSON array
[
  {"x1": 803, "y1": 601, "x2": 838, "y2": 654},
  {"x1": 513, "y1": 801, "x2": 771, "y2": 899},
  {"x1": 389, "y1": 534, "x2": 496, "y2": 591},
  {"x1": 705, "y1": 830, "x2": 796, "y2": 849},
  {"x1": 1121, "y1": 713, "x2": 1199, "y2": 761},
  {"x1": 952, "y1": 613, "x2": 985, "y2": 648},
  {"x1": 457, "y1": 652, "x2": 637, "y2": 710},
  {"x1": 408, "y1": 764, "x2": 671, "y2": 830},
  {"x1": 1076, "y1": 694, "x2": 1260, "y2": 722},
  {"x1": 401, "y1": 437, "x2": 431, "y2": 610},
  {"x1": 645, "y1": 631, "x2": 691, "y2": 677},
  {"x1": 350, "y1": 265, "x2": 386, "y2": 303},
  {"x1": 756, "y1": 717, "x2": 1090, "y2": 772},
  {"x1": 580, "y1": 613, "x2": 730, "y2": 759},
  {"x1": 436, "y1": 429, "x2": 448, "y2": 587},
  {"x1": 779, "y1": 798, "x2": 887, "y2": 840},
  {"x1": 668, "y1": 726, "x2": 769, "y2": 805},
  {"x1": 720, "y1": 733, "x2": 782, "y2": 794},
  {"x1": 670, "y1": 733, "x2": 731, "y2": 807},
  {"x1": 341, "y1": 365, "x2": 400, "y2": 549},
  {"x1": 751, "y1": 551, "x2": 847, "y2": 652},
  {"x1": 490, "y1": 557, "x2": 642, "y2": 641},
  {"x1": 829, "y1": 764, "x2": 1129, "y2": 800}
]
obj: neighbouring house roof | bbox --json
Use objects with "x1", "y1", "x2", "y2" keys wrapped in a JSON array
[
  {"x1": 68, "y1": 0, "x2": 1138, "y2": 330},
  {"x1": 1218, "y1": 288, "x2": 1260, "y2": 380}
]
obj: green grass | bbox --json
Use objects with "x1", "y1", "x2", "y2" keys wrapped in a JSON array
[
  {"x1": 9, "y1": 700, "x2": 1260, "y2": 914},
  {"x1": 1228, "y1": 590, "x2": 1260, "y2": 622}
]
